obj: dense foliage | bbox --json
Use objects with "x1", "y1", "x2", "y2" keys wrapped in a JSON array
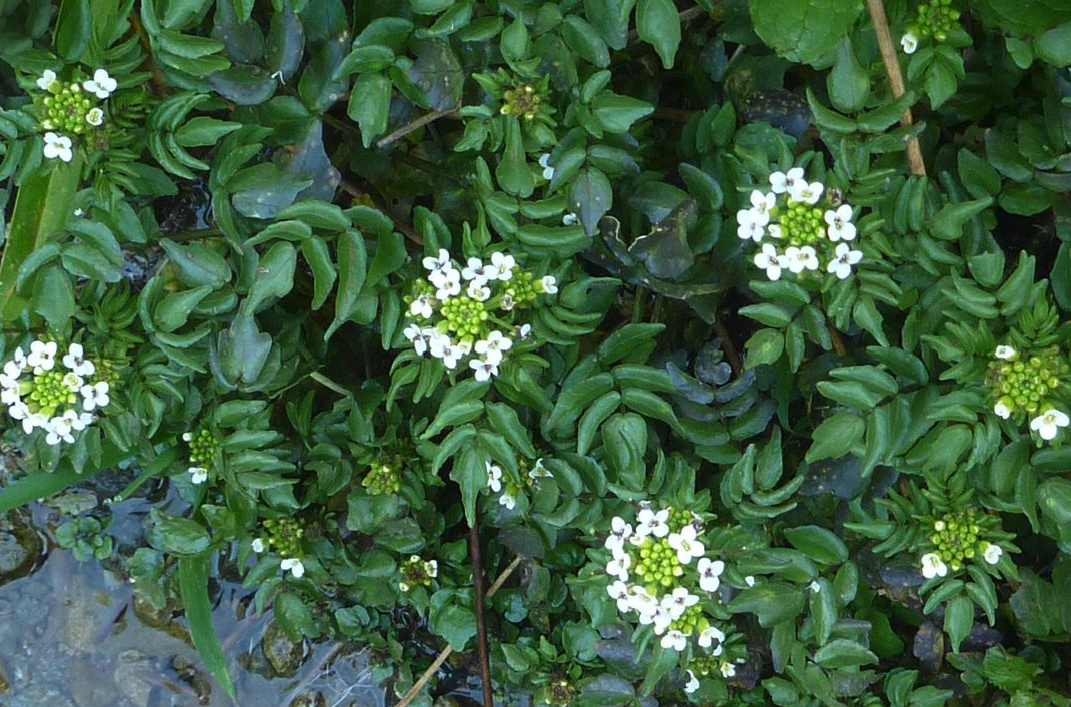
[{"x1": 2, "y1": 0, "x2": 1071, "y2": 704}]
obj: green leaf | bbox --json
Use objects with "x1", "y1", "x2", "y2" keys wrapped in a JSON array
[
  {"x1": 783, "y1": 525, "x2": 849, "y2": 564},
  {"x1": 806, "y1": 412, "x2": 864, "y2": 462},
  {"x1": 745, "y1": 328, "x2": 784, "y2": 368},
  {"x1": 813, "y1": 638, "x2": 879, "y2": 668},
  {"x1": 931, "y1": 197, "x2": 993, "y2": 240},
  {"x1": 176, "y1": 117, "x2": 243, "y2": 147},
  {"x1": 149, "y1": 510, "x2": 211, "y2": 555},
  {"x1": 326, "y1": 229, "x2": 367, "y2": 340},
  {"x1": 570, "y1": 167, "x2": 613, "y2": 236},
  {"x1": 432, "y1": 602, "x2": 478, "y2": 650},
  {"x1": 452, "y1": 444, "x2": 488, "y2": 527},
  {"x1": 496, "y1": 116, "x2": 535, "y2": 197},
  {"x1": 243, "y1": 241, "x2": 297, "y2": 313},
  {"x1": 31, "y1": 264, "x2": 75, "y2": 330},
  {"x1": 590, "y1": 93, "x2": 654, "y2": 133},
  {"x1": 828, "y1": 38, "x2": 870, "y2": 113},
  {"x1": 944, "y1": 595, "x2": 973, "y2": 653},
  {"x1": 178, "y1": 556, "x2": 237, "y2": 701},
  {"x1": 347, "y1": 72, "x2": 393, "y2": 147},
  {"x1": 230, "y1": 163, "x2": 312, "y2": 219},
  {"x1": 1035, "y1": 21, "x2": 1071, "y2": 66},
  {"x1": 636, "y1": 0, "x2": 681, "y2": 69},
  {"x1": 0, "y1": 153, "x2": 81, "y2": 319},
  {"x1": 54, "y1": 0, "x2": 90, "y2": 60},
  {"x1": 160, "y1": 240, "x2": 231, "y2": 288},
  {"x1": 728, "y1": 583, "x2": 805, "y2": 627},
  {"x1": 750, "y1": 0, "x2": 862, "y2": 65}
]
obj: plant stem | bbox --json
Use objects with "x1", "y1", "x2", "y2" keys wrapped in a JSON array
[
  {"x1": 469, "y1": 519, "x2": 494, "y2": 707},
  {"x1": 866, "y1": 0, "x2": 927, "y2": 176},
  {"x1": 828, "y1": 321, "x2": 848, "y2": 356},
  {"x1": 394, "y1": 556, "x2": 522, "y2": 707},
  {"x1": 375, "y1": 108, "x2": 460, "y2": 149},
  {"x1": 713, "y1": 316, "x2": 743, "y2": 376}
]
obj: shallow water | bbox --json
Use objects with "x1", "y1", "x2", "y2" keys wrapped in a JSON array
[{"x1": 0, "y1": 497, "x2": 386, "y2": 707}]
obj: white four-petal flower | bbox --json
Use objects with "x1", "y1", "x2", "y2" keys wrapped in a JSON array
[
  {"x1": 83, "y1": 68, "x2": 118, "y2": 99},
  {"x1": 921, "y1": 552, "x2": 948, "y2": 579},
  {"x1": 1031, "y1": 409, "x2": 1070, "y2": 441}
]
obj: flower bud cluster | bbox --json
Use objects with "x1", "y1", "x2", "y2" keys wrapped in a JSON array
[
  {"x1": 542, "y1": 675, "x2": 576, "y2": 707},
  {"x1": 403, "y1": 248, "x2": 557, "y2": 381},
  {"x1": 33, "y1": 68, "x2": 117, "y2": 162},
  {"x1": 919, "y1": 509, "x2": 1005, "y2": 579},
  {"x1": 398, "y1": 554, "x2": 438, "y2": 593},
  {"x1": 987, "y1": 344, "x2": 1071, "y2": 441},
  {"x1": 603, "y1": 504, "x2": 729, "y2": 653},
  {"x1": 2, "y1": 340, "x2": 109, "y2": 446},
  {"x1": 363, "y1": 458, "x2": 401, "y2": 496},
  {"x1": 252, "y1": 518, "x2": 306, "y2": 578},
  {"x1": 738, "y1": 169, "x2": 863, "y2": 282},
  {"x1": 914, "y1": 0, "x2": 960, "y2": 42},
  {"x1": 500, "y1": 83, "x2": 545, "y2": 120},
  {"x1": 181, "y1": 428, "x2": 218, "y2": 485}
]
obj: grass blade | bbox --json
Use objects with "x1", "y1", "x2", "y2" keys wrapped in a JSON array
[{"x1": 178, "y1": 554, "x2": 237, "y2": 702}]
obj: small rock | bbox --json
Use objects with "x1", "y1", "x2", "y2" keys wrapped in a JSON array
[
  {"x1": 262, "y1": 621, "x2": 306, "y2": 677},
  {"x1": 113, "y1": 650, "x2": 154, "y2": 707},
  {"x1": 0, "y1": 511, "x2": 43, "y2": 586}
]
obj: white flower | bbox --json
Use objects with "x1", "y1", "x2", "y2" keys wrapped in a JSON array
[
  {"x1": 982, "y1": 543, "x2": 1003, "y2": 565},
  {"x1": 667, "y1": 525, "x2": 705, "y2": 564},
  {"x1": 994, "y1": 345, "x2": 1017, "y2": 360},
  {"x1": 769, "y1": 167, "x2": 804, "y2": 194},
  {"x1": 37, "y1": 69, "x2": 57, "y2": 91},
  {"x1": 470, "y1": 357, "x2": 499, "y2": 382},
  {"x1": 684, "y1": 670, "x2": 700, "y2": 694},
  {"x1": 827, "y1": 242, "x2": 863, "y2": 280},
  {"x1": 736, "y1": 215, "x2": 765, "y2": 242},
  {"x1": 80, "y1": 381, "x2": 110, "y2": 410},
  {"x1": 433, "y1": 338, "x2": 464, "y2": 369},
  {"x1": 529, "y1": 458, "x2": 552, "y2": 480},
  {"x1": 744, "y1": 575, "x2": 755, "y2": 587},
  {"x1": 45, "y1": 415, "x2": 75, "y2": 445},
  {"x1": 422, "y1": 248, "x2": 452, "y2": 277},
  {"x1": 748, "y1": 190, "x2": 776, "y2": 226},
  {"x1": 697, "y1": 557, "x2": 725, "y2": 593},
  {"x1": 698, "y1": 625, "x2": 726, "y2": 651},
  {"x1": 252, "y1": 538, "x2": 266, "y2": 553},
  {"x1": 280, "y1": 557, "x2": 305, "y2": 578},
  {"x1": 754, "y1": 243, "x2": 784, "y2": 281},
  {"x1": 433, "y1": 268, "x2": 461, "y2": 299},
  {"x1": 85, "y1": 107, "x2": 104, "y2": 127},
  {"x1": 1031, "y1": 409, "x2": 1070, "y2": 441},
  {"x1": 607, "y1": 580, "x2": 631, "y2": 611},
  {"x1": 605, "y1": 516, "x2": 633, "y2": 553},
  {"x1": 84, "y1": 69, "x2": 118, "y2": 98},
  {"x1": 425, "y1": 559, "x2": 438, "y2": 578},
  {"x1": 404, "y1": 323, "x2": 432, "y2": 355},
  {"x1": 474, "y1": 331, "x2": 512, "y2": 362},
  {"x1": 64, "y1": 409, "x2": 88, "y2": 431},
  {"x1": 1, "y1": 387, "x2": 19, "y2": 406},
  {"x1": 921, "y1": 552, "x2": 948, "y2": 579},
  {"x1": 785, "y1": 245, "x2": 819, "y2": 274},
  {"x1": 606, "y1": 552, "x2": 631, "y2": 581},
  {"x1": 62, "y1": 343, "x2": 95, "y2": 376},
  {"x1": 901, "y1": 32, "x2": 919, "y2": 54},
  {"x1": 409, "y1": 294, "x2": 434, "y2": 319},
  {"x1": 788, "y1": 179, "x2": 824, "y2": 205},
  {"x1": 809, "y1": 580, "x2": 822, "y2": 593},
  {"x1": 824, "y1": 205, "x2": 856, "y2": 241},
  {"x1": 461, "y1": 257, "x2": 490, "y2": 284},
  {"x1": 188, "y1": 466, "x2": 208, "y2": 484},
  {"x1": 467, "y1": 281, "x2": 492, "y2": 302},
  {"x1": 28, "y1": 340, "x2": 58, "y2": 372},
  {"x1": 486, "y1": 462, "x2": 503, "y2": 492},
  {"x1": 538, "y1": 153, "x2": 555, "y2": 181},
  {"x1": 660, "y1": 630, "x2": 687, "y2": 652},
  {"x1": 399, "y1": 581, "x2": 410, "y2": 592},
  {"x1": 182, "y1": 432, "x2": 193, "y2": 441},
  {"x1": 719, "y1": 661, "x2": 736, "y2": 678},
  {"x1": 994, "y1": 401, "x2": 1012, "y2": 419},
  {"x1": 628, "y1": 587, "x2": 659, "y2": 618},
  {"x1": 562, "y1": 213, "x2": 578, "y2": 226},
  {"x1": 489, "y1": 252, "x2": 516, "y2": 280},
  {"x1": 518, "y1": 323, "x2": 532, "y2": 339},
  {"x1": 540, "y1": 275, "x2": 558, "y2": 294},
  {"x1": 636, "y1": 508, "x2": 670, "y2": 538},
  {"x1": 661, "y1": 587, "x2": 699, "y2": 619}
]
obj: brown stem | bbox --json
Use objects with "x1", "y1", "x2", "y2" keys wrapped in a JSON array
[
  {"x1": 375, "y1": 108, "x2": 460, "y2": 149},
  {"x1": 394, "y1": 556, "x2": 522, "y2": 707},
  {"x1": 469, "y1": 520, "x2": 494, "y2": 707},
  {"x1": 713, "y1": 316, "x2": 743, "y2": 376},
  {"x1": 652, "y1": 107, "x2": 698, "y2": 123},
  {"x1": 866, "y1": 0, "x2": 927, "y2": 176},
  {"x1": 828, "y1": 321, "x2": 848, "y2": 356},
  {"x1": 129, "y1": 12, "x2": 169, "y2": 96}
]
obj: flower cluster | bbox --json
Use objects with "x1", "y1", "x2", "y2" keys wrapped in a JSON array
[
  {"x1": 987, "y1": 344, "x2": 1071, "y2": 441},
  {"x1": 900, "y1": 0, "x2": 960, "y2": 54},
  {"x1": 363, "y1": 458, "x2": 401, "y2": 496},
  {"x1": 738, "y1": 169, "x2": 863, "y2": 282},
  {"x1": 486, "y1": 460, "x2": 517, "y2": 510},
  {"x1": 603, "y1": 505, "x2": 729, "y2": 653},
  {"x1": 2, "y1": 340, "x2": 109, "y2": 445},
  {"x1": 252, "y1": 517, "x2": 306, "y2": 578},
  {"x1": 404, "y1": 248, "x2": 557, "y2": 381},
  {"x1": 685, "y1": 652, "x2": 742, "y2": 692},
  {"x1": 33, "y1": 68, "x2": 117, "y2": 162},
  {"x1": 919, "y1": 508, "x2": 1005, "y2": 579},
  {"x1": 181, "y1": 428, "x2": 218, "y2": 485},
  {"x1": 398, "y1": 554, "x2": 438, "y2": 592}
]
